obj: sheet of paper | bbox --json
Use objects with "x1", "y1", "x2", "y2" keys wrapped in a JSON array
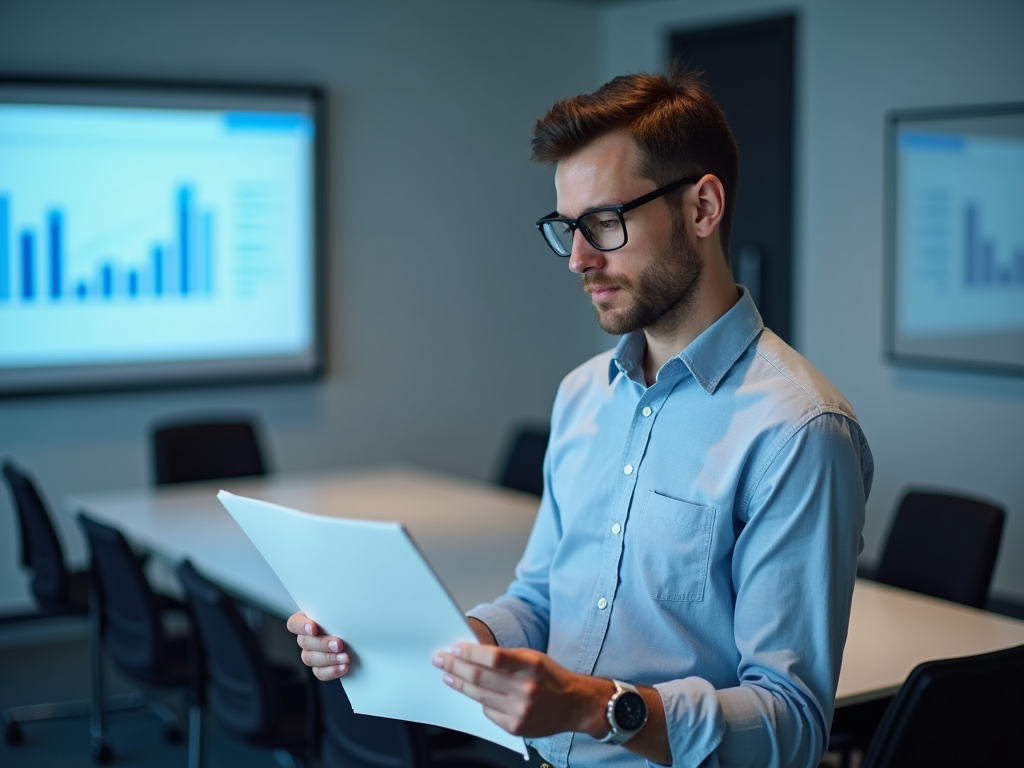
[{"x1": 217, "y1": 490, "x2": 529, "y2": 758}]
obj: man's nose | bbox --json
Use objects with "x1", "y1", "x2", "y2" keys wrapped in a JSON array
[{"x1": 567, "y1": 230, "x2": 606, "y2": 274}]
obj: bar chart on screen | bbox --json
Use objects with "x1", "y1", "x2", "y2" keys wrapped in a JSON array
[
  {"x1": 0, "y1": 187, "x2": 215, "y2": 303},
  {"x1": 0, "y1": 101, "x2": 314, "y2": 371},
  {"x1": 897, "y1": 131, "x2": 1024, "y2": 337}
]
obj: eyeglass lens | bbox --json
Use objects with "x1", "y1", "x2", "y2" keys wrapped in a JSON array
[{"x1": 542, "y1": 210, "x2": 625, "y2": 256}]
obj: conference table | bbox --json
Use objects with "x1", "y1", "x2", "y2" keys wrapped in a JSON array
[{"x1": 65, "y1": 465, "x2": 1024, "y2": 707}]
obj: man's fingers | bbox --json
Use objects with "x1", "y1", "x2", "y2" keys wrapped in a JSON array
[
  {"x1": 295, "y1": 632, "x2": 345, "y2": 654},
  {"x1": 301, "y1": 649, "x2": 350, "y2": 669},
  {"x1": 287, "y1": 612, "x2": 349, "y2": 681},
  {"x1": 286, "y1": 612, "x2": 318, "y2": 636},
  {"x1": 311, "y1": 663, "x2": 350, "y2": 681},
  {"x1": 432, "y1": 649, "x2": 537, "y2": 698},
  {"x1": 440, "y1": 667, "x2": 513, "y2": 709},
  {"x1": 450, "y1": 643, "x2": 543, "y2": 673}
]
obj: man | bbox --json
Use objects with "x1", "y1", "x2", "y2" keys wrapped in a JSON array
[{"x1": 289, "y1": 70, "x2": 872, "y2": 768}]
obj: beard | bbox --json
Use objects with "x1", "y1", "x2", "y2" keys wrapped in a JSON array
[{"x1": 583, "y1": 217, "x2": 704, "y2": 336}]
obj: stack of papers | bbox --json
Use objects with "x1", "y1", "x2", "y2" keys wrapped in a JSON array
[{"x1": 217, "y1": 490, "x2": 529, "y2": 758}]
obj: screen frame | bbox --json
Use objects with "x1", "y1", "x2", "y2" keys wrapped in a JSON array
[
  {"x1": 0, "y1": 73, "x2": 327, "y2": 397},
  {"x1": 884, "y1": 100, "x2": 1024, "y2": 378}
]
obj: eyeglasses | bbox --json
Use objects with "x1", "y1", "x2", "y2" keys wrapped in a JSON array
[{"x1": 535, "y1": 176, "x2": 701, "y2": 257}]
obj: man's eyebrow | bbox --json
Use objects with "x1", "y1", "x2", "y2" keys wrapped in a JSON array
[{"x1": 557, "y1": 200, "x2": 625, "y2": 218}]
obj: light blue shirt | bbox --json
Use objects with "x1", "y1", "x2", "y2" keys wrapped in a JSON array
[{"x1": 469, "y1": 289, "x2": 872, "y2": 768}]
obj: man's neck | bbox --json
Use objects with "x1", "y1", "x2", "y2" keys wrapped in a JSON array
[{"x1": 641, "y1": 266, "x2": 740, "y2": 386}]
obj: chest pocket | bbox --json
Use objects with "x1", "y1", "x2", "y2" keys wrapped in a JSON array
[{"x1": 632, "y1": 490, "x2": 716, "y2": 602}]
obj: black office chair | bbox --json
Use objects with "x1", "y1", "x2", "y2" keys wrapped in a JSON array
[
  {"x1": 315, "y1": 678, "x2": 509, "y2": 768},
  {"x1": 151, "y1": 417, "x2": 267, "y2": 486},
  {"x1": 874, "y1": 489, "x2": 1005, "y2": 609},
  {"x1": 861, "y1": 644, "x2": 1024, "y2": 767},
  {"x1": 176, "y1": 559, "x2": 311, "y2": 766},
  {"x1": 495, "y1": 424, "x2": 549, "y2": 497},
  {"x1": 1, "y1": 460, "x2": 140, "y2": 747},
  {"x1": 78, "y1": 513, "x2": 196, "y2": 764},
  {"x1": 830, "y1": 488, "x2": 1007, "y2": 766}
]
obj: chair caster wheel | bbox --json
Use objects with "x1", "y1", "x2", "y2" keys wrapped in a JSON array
[
  {"x1": 92, "y1": 742, "x2": 114, "y2": 764},
  {"x1": 4, "y1": 720, "x2": 23, "y2": 745}
]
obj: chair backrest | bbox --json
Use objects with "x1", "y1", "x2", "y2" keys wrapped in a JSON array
[
  {"x1": 316, "y1": 678, "x2": 431, "y2": 768},
  {"x1": 152, "y1": 419, "x2": 267, "y2": 486},
  {"x1": 2, "y1": 460, "x2": 73, "y2": 612},
  {"x1": 176, "y1": 559, "x2": 278, "y2": 739},
  {"x1": 862, "y1": 644, "x2": 1024, "y2": 767},
  {"x1": 77, "y1": 514, "x2": 169, "y2": 676},
  {"x1": 495, "y1": 425, "x2": 549, "y2": 497},
  {"x1": 875, "y1": 490, "x2": 1005, "y2": 608}
]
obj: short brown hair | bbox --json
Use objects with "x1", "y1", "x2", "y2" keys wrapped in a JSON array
[{"x1": 531, "y1": 68, "x2": 740, "y2": 258}]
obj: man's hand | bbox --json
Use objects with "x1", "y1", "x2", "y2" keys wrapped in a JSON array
[
  {"x1": 431, "y1": 643, "x2": 612, "y2": 739},
  {"x1": 433, "y1": 641, "x2": 672, "y2": 764},
  {"x1": 286, "y1": 611, "x2": 350, "y2": 681}
]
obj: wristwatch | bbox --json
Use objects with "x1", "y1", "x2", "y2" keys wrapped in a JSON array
[{"x1": 599, "y1": 679, "x2": 648, "y2": 745}]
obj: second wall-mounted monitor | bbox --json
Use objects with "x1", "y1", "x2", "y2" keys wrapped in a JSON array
[
  {"x1": 0, "y1": 77, "x2": 324, "y2": 396},
  {"x1": 886, "y1": 102, "x2": 1024, "y2": 376}
]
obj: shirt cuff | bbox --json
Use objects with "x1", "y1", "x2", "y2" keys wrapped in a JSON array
[
  {"x1": 465, "y1": 603, "x2": 531, "y2": 649},
  {"x1": 654, "y1": 677, "x2": 725, "y2": 768}
]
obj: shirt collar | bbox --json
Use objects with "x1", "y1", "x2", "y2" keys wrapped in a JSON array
[{"x1": 608, "y1": 287, "x2": 764, "y2": 393}]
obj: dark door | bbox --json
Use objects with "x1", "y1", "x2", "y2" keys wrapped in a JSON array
[{"x1": 671, "y1": 16, "x2": 794, "y2": 342}]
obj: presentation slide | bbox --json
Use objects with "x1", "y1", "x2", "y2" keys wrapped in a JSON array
[
  {"x1": 890, "y1": 107, "x2": 1024, "y2": 373},
  {"x1": 0, "y1": 85, "x2": 319, "y2": 394}
]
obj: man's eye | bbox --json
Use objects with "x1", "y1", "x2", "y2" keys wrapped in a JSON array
[{"x1": 593, "y1": 216, "x2": 620, "y2": 231}]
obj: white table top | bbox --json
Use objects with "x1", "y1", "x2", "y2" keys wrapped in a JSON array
[
  {"x1": 835, "y1": 578, "x2": 1024, "y2": 704},
  {"x1": 65, "y1": 465, "x2": 541, "y2": 617},
  {"x1": 66, "y1": 466, "x2": 1024, "y2": 707}
]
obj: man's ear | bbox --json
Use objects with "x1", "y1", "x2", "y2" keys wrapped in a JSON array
[{"x1": 691, "y1": 174, "x2": 726, "y2": 241}]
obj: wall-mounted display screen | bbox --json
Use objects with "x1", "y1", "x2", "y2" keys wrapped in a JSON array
[
  {"x1": 0, "y1": 78, "x2": 322, "y2": 395},
  {"x1": 886, "y1": 102, "x2": 1024, "y2": 375}
]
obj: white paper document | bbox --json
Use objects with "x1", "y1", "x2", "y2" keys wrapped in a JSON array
[{"x1": 217, "y1": 490, "x2": 529, "y2": 758}]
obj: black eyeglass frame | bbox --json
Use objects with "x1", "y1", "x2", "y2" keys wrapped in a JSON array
[{"x1": 534, "y1": 175, "x2": 703, "y2": 257}]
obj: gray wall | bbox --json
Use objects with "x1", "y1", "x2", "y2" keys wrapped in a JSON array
[
  {"x1": 600, "y1": 0, "x2": 1024, "y2": 601},
  {"x1": 0, "y1": 0, "x2": 603, "y2": 613}
]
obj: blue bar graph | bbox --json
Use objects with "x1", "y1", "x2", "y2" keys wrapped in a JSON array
[
  {"x1": 20, "y1": 231, "x2": 34, "y2": 300},
  {"x1": 48, "y1": 211, "x2": 63, "y2": 299},
  {"x1": 178, "y1": 187, "x2": 191, "y2": 296},
  {"x1": 153, "y1": 245, "x2": 164, "y2": 296},
  {"x1": 101, "y1": 264, "x2": 113, "y2": 298},
  {"x1": 1, "y1": 187, "x2": 214, "y2": 303},
  {"x1": 203, "y1": 211, "x2": 214, "y2": 293},
  {"x1": 0, "y1": 196, "x2": 8, "y2": 301},
  {"x1": 963, "y1": 202, "x2": 1024, "y2": 288}
]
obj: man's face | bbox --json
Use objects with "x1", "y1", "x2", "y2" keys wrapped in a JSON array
[{"x1": 555, "y1": 130, "x2": 702, "y2": 337}]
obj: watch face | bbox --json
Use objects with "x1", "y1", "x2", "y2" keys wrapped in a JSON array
[{"x1": 613, "y1": 691, "x2": 647, "y2": 732}]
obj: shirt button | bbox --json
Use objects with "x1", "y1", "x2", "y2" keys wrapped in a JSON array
[
  {"x1": 623, "y1": 464, "x2": 633, "y2": 475},
  {"x1": 642, "y1": 406, "x2": 652, "y2": 417},
  {"x1": 611, "y1": 523, "x2": 621, "y2": 535},
  {"x1": 597, "y1": 597, "x2": 608, "y2": 610}
]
